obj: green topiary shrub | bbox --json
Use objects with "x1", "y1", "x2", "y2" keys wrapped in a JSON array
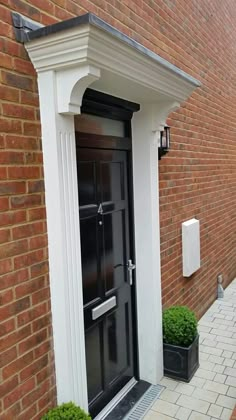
[
  {"x1": 41, "y1": 402, "x2": 91, "y2": 420},
  {"x1": 163, "y1": 306, "x2": 198, "y2": 347}
]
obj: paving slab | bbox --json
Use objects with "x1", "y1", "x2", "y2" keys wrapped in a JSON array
[{"x1": 144, "y1": 279, "x2": 236, "y2": 420}]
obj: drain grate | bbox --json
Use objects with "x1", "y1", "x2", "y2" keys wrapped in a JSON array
[{"x1": 124, "y1": 384, "x2": 164, "y2": 420}]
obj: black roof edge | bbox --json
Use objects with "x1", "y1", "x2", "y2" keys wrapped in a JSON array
[{"x1": 11, "y1": 12, "x2": 43, "y2": 43}]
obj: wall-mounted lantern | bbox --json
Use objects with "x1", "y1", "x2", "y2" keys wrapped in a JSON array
[{"x1": 158, "y1": 125, "x2": 170, "y2": 160}]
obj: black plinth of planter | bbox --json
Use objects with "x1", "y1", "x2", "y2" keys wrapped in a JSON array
[{"x1": 163, "y1": 334, "x2": 199, "y2": 382}]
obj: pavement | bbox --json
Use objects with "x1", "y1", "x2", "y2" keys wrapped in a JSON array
[{"x1": 144, "y1": 279, "x2": 236, "y2": 420}]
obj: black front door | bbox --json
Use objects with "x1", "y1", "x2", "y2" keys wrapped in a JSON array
[{"x1": 76, "y1": 131, "x2": 136, "y2": 417}]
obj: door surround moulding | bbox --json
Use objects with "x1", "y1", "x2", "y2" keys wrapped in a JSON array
[{"x1": 25, "y1": 13, "x2": 200, "y2": 411}]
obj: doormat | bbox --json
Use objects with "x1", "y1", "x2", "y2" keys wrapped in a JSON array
[
  {"x1": 124, "y1": 384, "x2": 164, "y2": 420},
  {"x1": 104, "y1": 381, "x2": 150, "y2": 420}
]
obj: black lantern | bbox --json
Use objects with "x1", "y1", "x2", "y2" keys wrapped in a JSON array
[{"x1": 158, "y1": 125, "x2": 171, "y2": 160}]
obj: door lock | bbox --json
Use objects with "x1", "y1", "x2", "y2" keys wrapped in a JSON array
[{"x1": 127, "y1": 259, "x2": 136, "y2": 286}]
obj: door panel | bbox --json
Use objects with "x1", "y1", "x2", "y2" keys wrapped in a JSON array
[
  {"x1": 78, "y1": 160, "x2": 97, "y2": 206},
  {"x1": 80, "y1": 217, "x2": 99, "y2": 305},
  {"x1": 101, "y1": 161, "x2": 124, "y2": 202},
  {"x1": 85, "y1": 323, "x2": 103, "y2": 401},
  {"x1": 105, "y1": 306, "x2": 129, "y2": 384},
  {"x1": 77, "y1": 144, "x2": 135, "y2": 417},
  {"x1": 103, "y1": 211, "x2": 126, "y2": 293}
]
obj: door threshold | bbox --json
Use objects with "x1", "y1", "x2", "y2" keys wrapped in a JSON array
[{"x1": 94, "y1": 378, "x2": 137, "y2": 420}]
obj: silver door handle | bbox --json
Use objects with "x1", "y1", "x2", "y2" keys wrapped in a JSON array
[
  {"x1": 92, "y1": 296, "x2": 116, "y2": 320},
  {"x1": 127, "y1": 259, "x2": 136, "y2": 286}
]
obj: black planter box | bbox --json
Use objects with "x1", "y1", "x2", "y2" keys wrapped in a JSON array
[{"x1": 163, "y1": 334, "x2": 199, "y2": 382}]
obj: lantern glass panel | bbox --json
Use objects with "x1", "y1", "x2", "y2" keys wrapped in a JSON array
[
  {"x1": 164, "y1": 126, "x2": 170, "y2": 149},
  {"x1": 161, "y1": 131, "x2": 167, "y2": 149}
]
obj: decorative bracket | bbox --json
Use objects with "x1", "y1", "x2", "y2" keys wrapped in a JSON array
[
  {"x1": 151, "y1": 100, "x2": 180, "y2": 135},
  {"x1": 56, "y1": 65, "x2": 101, "y2": 115}
]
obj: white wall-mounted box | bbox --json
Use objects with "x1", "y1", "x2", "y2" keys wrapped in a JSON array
[{"x1": 182, "y1": 218, "x2": 200, "y2": 277}]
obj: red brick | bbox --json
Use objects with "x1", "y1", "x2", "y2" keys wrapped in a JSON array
[
  {"x1": 1, "y1": 38, "x2": 22, "y2": 58},
  {"x1": 0, "y1": 228, "x2": 11, "y2": 244},
  {"x1": 20, "y1": 354, "x2": 48, "y2": 382},
  {"x1": 10, "y1": 194, "x2": 42, "y2": 209},
  {"x1": 0, "y1": 402, "x2": 21, "y2": 420},
  {"x1": 0, "y1": 5, "x2": 12, "y2": 24},
  {"x1": 1, "y1": 268, "x2": 29, "y2": 290},
  {"x1": 13, "y1": 221, "x2": 45, "y2": 240},
  {"x1": 2, "y1": 103, "x2": 35, "y2": 120},
  {"x1": 31, "y1": 286, "x2": 50, "y2": 306},
  {"x1": 34, "y1": 339, "x2": 50, "y2": 358},
  {"x1": 0, "y1": 238, "x2": 28, "y2": 259},
  {"x1": 0, "y1": 318, "x2": 15, "y2": 337},
  {"x1": 0, "y1": 21, "x2": 13, "y2": 38},
  {"x1": 28, "y1": 180, "x2": 45, "y2": 193},
  {"x1": 19, "y1": 329, "x2": 47, "y2": 355},
  {"x1": 37, "y1": 387, "x2": 57, "y2": 414},
  {"x1": 0, "y1": 52, "x2": 13, "y2": 69},
  {"x1": 22, "y1": 377, "x2": 50, "y2": 410},
  {"x1": 0, "y1": 85, "x2": 20, "y2": 102},
  {"x1": 23, "y1": 122, "x2": 41, "y2": 136},
  {"x1": 0, "y1": 296, "x2": 30, "y2": 323},
  {"x1": 0, "y1": 210, "x2": 26, "y2": 227},
  {"x1": 0, "y1": 346, "x2": 17, "y2": 369},
  {"x1": 0, "y1": 259, "x2": 13, "y2": 276},
  {"x1": 0, "y1": 288, "x2": 13, "y2": 305},
  {"x1": 0, "y1": 151, "x2": 24, "y2": 164},
  {"x1": 0, "y1": 118, "x2": 22, "y2": 134},
  {"x1": 13, "y1": 57, "x2": 35, "y2": 76},
  {"x1": 36, "y1": 365, "x2": 51, "y2": 385},
  {"x1": 2, "y1": 71, "x2": 34, "y2": 91},
  {"x1": 5, "y1": 135, "x2": 40, "y2": 150},
  {"x1": 0, "y1": 376, "x2": 18, "y2": 399},
  {"x1": 0, "y1": 167, "x2": 7, "y2": 179},
  {"x1": 8, "y1": 0, "x2": 41, "y2": 20},
  {"x1": 2, "y1": 351, "x2": 34, "y2": 380},
  {"x1": 29, "y1": 0, "x2": 55, "y2": 15},
  {"x1": 0, "y1": 181, "x2": 26, "y2": 195},
  {"x1": 15, "y1": 276, "x2": 45, "y2": 300},
  {"x1": 54, "y1": 3, "x2": 73, "y2": 19},
  {"x1": 30, "y1": 261, "x2": 49, "y2": 279},
  {"x1": 17, "y1": 301, "x2": 47, "y2": 327},
  {"x1": 0, "y1": 197, "x2": 9, "y2": 212},
  {"x1": 25, "y1": 151, "x2": 43, "y2": 164},
  {"x1": 8, "y1": 166, "x2": 40, "y2": 179},
  {"x1": 17, "y1": 404, "x2": 37, "y2": 420},
  {"x1": 0, "y1": 325, "x2": 31, "y2": 353},
  {"x1": 28, "y1": 207, "x2": 46, "y2": 221},
  {"x1": 0, "y1": 134, "x2": 4, "y2": 148},
  {"x1": 29, "y1": 234, "x2": 48, "y2": 250},
  {"x1": 4, "y1": 377, "x2": 36, "y2": 410},
  {"x1": 32, "y1": 313, "x2": 51, "y2": 333},
  {"x1": 20, "y1": 90, "x2": 39, "y2": 107},
  {"x1": 14, "y1": 249, "x2": 44, "y2": 269}
]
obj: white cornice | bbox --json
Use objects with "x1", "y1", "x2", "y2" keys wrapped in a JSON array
[{"x1": 26, "y1": 23, "x2": 199, "y2": 106}]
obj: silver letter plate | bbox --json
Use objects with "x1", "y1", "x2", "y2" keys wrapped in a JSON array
[{"x1": 92, "y1": 296, "x2": 116, "y2": 320}]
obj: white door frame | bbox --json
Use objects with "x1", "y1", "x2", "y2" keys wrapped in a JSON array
[{"x1": 25, "y1": 15, "x2": 199, "y2": 411}]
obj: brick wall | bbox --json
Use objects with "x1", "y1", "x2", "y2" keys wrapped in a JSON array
[
  {"x1": 0, "y1": 3, "x2": 56, "y2": 419},
  {"x1": 0, "y1": 0, "x2": 236, "y2": 418}
]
